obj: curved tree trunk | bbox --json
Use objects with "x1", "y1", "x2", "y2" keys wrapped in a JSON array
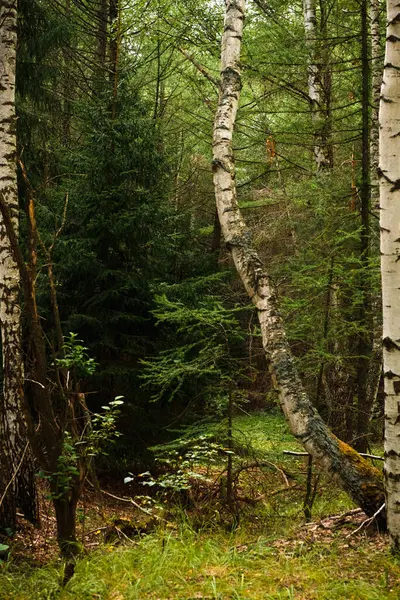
[
  {"x1": 379, "y1": 0, "x2": 400, "y2": 549},
  {"x1": 213, "y1": 0, "x2": 384, "y2": 523},
  {"x1": 0, "y1": 0, "x2": 38, "y2": 529}
]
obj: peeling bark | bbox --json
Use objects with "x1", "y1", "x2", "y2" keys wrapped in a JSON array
[
  {"x1": 0, "y1": 0, "x2": 37, "y2": 529},
  {"x1": 213, "y1": 0, "x2": 384, "y2": 522},
  {"x1": 379, "y1": 0, "x2": 400, "y2": 549}
]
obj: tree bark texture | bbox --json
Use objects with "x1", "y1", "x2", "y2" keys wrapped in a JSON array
[
  {"x1": 0, "y1": 0, "x2": 37, "y2": 528},
  {"x1": 370, "y1": 0, "x2": 382, "y2": 209},
  {"x1": 213, "y1": 0, "x2": 384, "y2": 522},
  {"x1": 109, "y1": 0, "x2": 120, "y2": 120},
  {"x1": 379, "y1": 0, "x2": 400, "y2": 548},
  {"x1": 303, "y1": 0, "x2": 331, "y2": 170},
  {"x1": 95, "y1": 0, "x2": 108, "y2": 87},
  {"x1": 355, "y1": 0, "x2": 374, "y2": 454}
]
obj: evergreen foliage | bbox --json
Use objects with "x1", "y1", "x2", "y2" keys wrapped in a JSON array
[{"x1": 0, "y1": 0, "x2": 389, "y2": 569}]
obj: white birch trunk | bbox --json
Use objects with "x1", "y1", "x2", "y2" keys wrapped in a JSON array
[
  {"x1": 0, "y1": 0, "x2": 37, "y2": 526},
  {"x1": 302, "y1": 0, "x2": 330, "y2": 170},
  {"x1": 379, "y1": 0, "x2": 400, "y2": 548},
  {"x1": 213, "y1": 0, "x2": 384, "y2": 521}
]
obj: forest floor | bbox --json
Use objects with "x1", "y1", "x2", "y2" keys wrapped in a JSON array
[{"x1": 0, "y1": 412, "x2": 398, "y2": 600}]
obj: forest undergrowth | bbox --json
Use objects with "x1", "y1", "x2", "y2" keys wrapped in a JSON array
[{"x1": 0, "y1": 412, "x2": 398, "y2": 600}]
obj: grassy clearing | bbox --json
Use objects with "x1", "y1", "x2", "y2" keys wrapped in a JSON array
[
  {"x1": 233, "y1": 411, "x2": 301, "y2": 456},
  {"x1": 0, "y1": 411, "x2": 390, "y2": 599},
  {"x1": 231, "y1": 411, "x2": 356, "y2": 521},
  {"x1": 1, "y1": 526, "x2": 399, "y2": 600}
]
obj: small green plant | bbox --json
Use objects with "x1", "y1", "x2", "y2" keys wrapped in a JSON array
[
  {"x1": 55, "y1": 332, "x2": 98, "y2": 378},
  {"x1": 126, "y1": 433, "x2": 226, "y2": 494},
  {"x1": 37, "y1": 432, "x2": 79, "y2": 499},
  {"x1": 88, "y1": 397, "x2": 124, "y2": 456},
  {"x1": 37, "y1": 398, "x2": 123, "y2": 499}
]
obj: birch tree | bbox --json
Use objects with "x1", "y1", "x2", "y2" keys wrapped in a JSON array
[
  {"x1": 302, "y1": 0, "x2": 331, "y2": 170},
  {"x1": 379, "y1": 0, "x2": 400, "y2": 549},
  {"x1": 0, "y1": 0, "x2": 37, "y2": 528},
  {"x1": 213, "y1": 0, "x2": 385, "y2": 521}
]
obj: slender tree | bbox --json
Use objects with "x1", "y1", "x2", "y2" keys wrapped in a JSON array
[
  {"x1": 370, "y1": 0, "x2": 382, "y2": 208},
  {"x1": 354, "y1": 0, "x2": 374, "y2": 453},
  {"x1": 379, "y1": 0, "x2": 400, "y2": 549},
  {"x1": 302, "y1": 0, "x2": 331, "y2": 170},
  {"x1": 213, "y1": 0, "x2": 384, "y2": 521},
  {"x1": 0, "y1": 0, "x2": 37, "y2": 530}
]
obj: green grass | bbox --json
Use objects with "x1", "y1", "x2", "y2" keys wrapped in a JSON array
[
  {"x1": 1, "y1": 526, "x2": 399, "y2": 599},
  {"x1": 233, "y1": 411, "x2": 302, "y2": 456},
  {"x1": 0, "y1": 411, "x2": 390, "y2": 599},
  {"x1": 231, "y1": 411, "x2": 356, "y2": 520}
]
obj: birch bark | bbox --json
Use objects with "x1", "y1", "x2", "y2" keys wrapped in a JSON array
[
  {"x1": 379, "y1": 0, "x2": 400, "y2": 548},
  {"x1": 213, "y1": 0, "x2": 384, "y2": 521},
  {"x1": 303, "y1": 0, "x2": 331, "y2": 170},
  {"x1": 0, "y1": 0, "x2": 37, "y2": 527}
]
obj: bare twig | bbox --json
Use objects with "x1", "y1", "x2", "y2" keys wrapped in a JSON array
[
  {"x1": 232, "y1": 460, "x2": 290, "y2": 487},
  {"x1": 0, "y1": 442, "x2": 29, "y2": 509},
  {"x1": 283, "y1": 450, "x2": 384, "y2": 461},
  {"x1": 86, "y1": 479, "x2": 166, "y2": 521},
  {"x1": 304, "y1": 508, "x2": 362, "y2": 529},
  {"x1": 178, "y1": 47, "x2": 220, "y2": 89},
  {"x1": 49, "y1": 193, "x2": 69, "y2": 255},
  {"x1": 84, "y1": 525, "x2": 109, "y2": 537},
  {"x1": 346, "y1": 503, "x2": 385, "y2": 537}
]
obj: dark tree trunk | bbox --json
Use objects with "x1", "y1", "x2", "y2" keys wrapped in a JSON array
[
  {"x1": 354, "y1": 0, "x2": 373, "y2": 453},
  {"x1": 109, "y1": 0, "x2": 119, "y2": 119},
  {"x1": 94, "y1": 0, "x2": 108, "y2": 90},
  {"x1": 0, "y1": 0, "x2": 38, "y2": 531},
  {"x1": 53, "y1": 496, "x2": 79, "y2": 557}
]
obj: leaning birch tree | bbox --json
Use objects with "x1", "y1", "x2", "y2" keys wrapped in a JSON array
[
  {"x1": 379, "y1": 0, "x2": 400, "y2": 548},
  {"x1": 212, "y1": 0, "x2": 385, "y2": 521},
  {"x1": 0, "y1": 0, "x2": 37, "y2": 528}
]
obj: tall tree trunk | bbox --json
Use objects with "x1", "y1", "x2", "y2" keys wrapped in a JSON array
[
  {"x1": 303, "y1": 0, "x2": 331, "y2": 170},
  {"x1": 62, "y1": 0, "x2": 72, "y2": 146},
  {"x1": 94, "y1": 0, "x2": 108, "y2": 90},
  {"x1": 0, "y1": 185, "x2": 90, "y2": 563},
  {"x1": 0, "y1": 0, "x2": 38, "y2": 529},
  {"x1": 370, "y1": 0, "x2": 382, "y2": 209},
  {"x1": 355, "y1": 0, "x2": 374, "y2": 453},
  {"x1": 109, "y1": 0, "x2": 120, "y2": 120},
  {"x1": 213, "y1": 0, "x2": 385, "y2": 522},
  {"x1": 379, "y1": 0, "x2": 400, "y2": 549},
  {"x1": 368, "y1": 0, "x2": 384, "y2": 430}
]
